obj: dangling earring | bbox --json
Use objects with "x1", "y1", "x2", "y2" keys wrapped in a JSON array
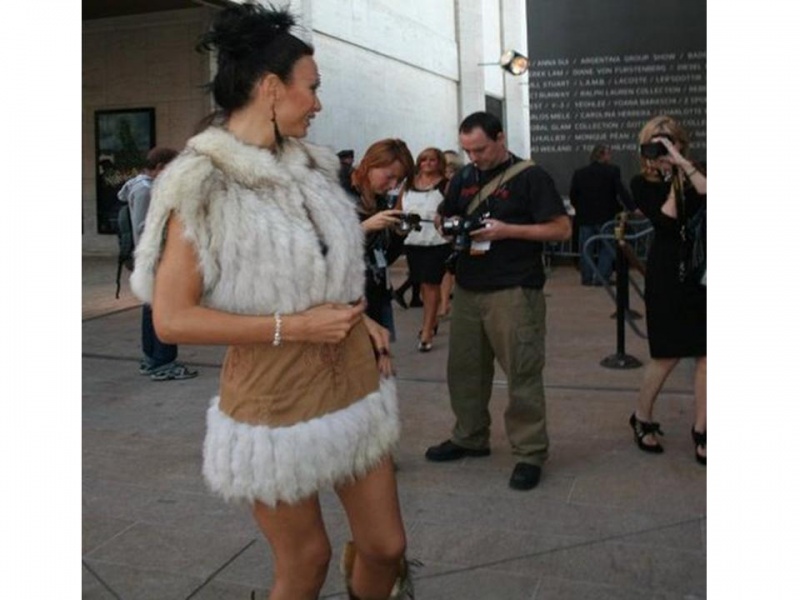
[{"x1": 271, "y1": 104, "x2": 283, "y2": 148}]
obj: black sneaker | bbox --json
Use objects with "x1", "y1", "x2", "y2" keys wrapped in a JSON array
[
  {"x1": 509, "y1": 462, "x2": 541, "y2": 490},
  {"x1": 424, "y1": 440, "x2": 490, "y2": 462}
]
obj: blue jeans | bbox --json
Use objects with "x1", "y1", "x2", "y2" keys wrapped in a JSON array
[
  {"x1": 141, "y1": 304, "x2": 177, "y2": 369},
  {"x1": 579, "y1": 224, "x2": 614, "y2": 284}
]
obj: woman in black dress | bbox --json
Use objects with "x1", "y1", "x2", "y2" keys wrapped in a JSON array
[{"x1": 628, "y1": 115, "x2": 707, "y2": 465}]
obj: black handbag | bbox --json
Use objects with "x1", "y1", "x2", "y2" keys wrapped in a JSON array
[
  {"x1": 675, "y1": 173, "x2": 706, "y2": 286},
  {"x1": 688, "y1": 205, "x2": 706, "y2": 286}
]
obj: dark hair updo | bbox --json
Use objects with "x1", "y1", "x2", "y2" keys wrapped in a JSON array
[{"x1": 196, "y1": 2, "x2": 314, "y2": 114}]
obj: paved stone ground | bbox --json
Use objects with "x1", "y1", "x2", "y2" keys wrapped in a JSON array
[{"x1": 83, "y1": 256, "x2": 705, "y2": 599}]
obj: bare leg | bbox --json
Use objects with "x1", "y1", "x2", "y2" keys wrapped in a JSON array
[
  {"x1": 693, "y1": 356, "x2": 707, "y2": 459},
  {"x1": 419, "y1": 283, "x2": 440, "y2": 344},
  {"x1": 634, "y1": 357, "x2": 680, "y2": 446},
  {"x1": 439, "y1": 273, "x2": 454, "y2": 318},
  {"x1": 251, "y1": 496, "x2": 331, "y2": 600},
  {"x1": 335, "y1": 457, "x2": 406, "y2": 599}
]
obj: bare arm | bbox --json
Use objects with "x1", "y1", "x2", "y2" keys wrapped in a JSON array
[
  {"x1": 680, "y1": 162, "x2": 706, "y2": 195},
  {"x1": 654, "y1": 136, "x2": 707, "y2": 196},
  {"x1": 152, "y1": 214, "x2": 366, "y2": 346},
  {"x1": 470, "y1": 214, "x2": 572, "y2": 244},
  {"x1": 361, "y1": 209, "x2": 404, "y2": 233},
  {"x1": 362, "y1": 315, "x2": 394, "y2": 378}
]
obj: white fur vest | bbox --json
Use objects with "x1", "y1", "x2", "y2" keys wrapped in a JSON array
[{"x1": 130, "y1": 126, "x2": 365, "y2": 313}]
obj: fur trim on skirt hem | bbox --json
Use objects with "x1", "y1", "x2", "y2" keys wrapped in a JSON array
[{"x1": 202, "y1": 378, "x2": 399, "y2": 507}]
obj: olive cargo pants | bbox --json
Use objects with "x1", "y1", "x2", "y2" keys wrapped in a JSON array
[{"x1": 446, "y1": 285, "x2": 549, "y2": 466}]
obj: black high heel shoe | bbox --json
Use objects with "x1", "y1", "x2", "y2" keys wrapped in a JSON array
[
  {"x1": 691, "y1": 428, "x2": 706, "y2": 466},
  {"x1": 392, "y1": 289, "x2": 409, "y2": 310},
  {"x1": 629, "y1": 413, "x2": 664, "y2": 454}
]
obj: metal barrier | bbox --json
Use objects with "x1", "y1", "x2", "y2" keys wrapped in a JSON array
[
  {"x1": 582, "y1": 219, "x2": 653, "y2": 334},
  {"x1": 578, "y1": 214, "x2": 655, "y2": 369},
  {"x1": 544, "y1": 215, "x2": 652, "y2": 266},
  {"x1": 542, "y1": 212, "x2": 654, "y2": 366}
]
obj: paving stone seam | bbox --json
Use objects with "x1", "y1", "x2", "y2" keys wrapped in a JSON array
[
  {"x1": 183, "y1": 538, "x2": 258, "y2": 599},
  {"x1": 82, "y1": 559, "x2": 123, "y2": 599},
  {"x1": 388, "y1": 515, "x2": 705, "y2": 584},
  {"x1": 84, "y1": 521, "x2": 140, "y2": 559},
  {"x1": 83, "y1": 539, "x2": 259, "y2": 600},
  {"x1": 83, "y1": 305, "x2": 141, "y2": 323}
]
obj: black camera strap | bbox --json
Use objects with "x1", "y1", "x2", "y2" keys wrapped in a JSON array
[{"x1": 465, "y1": 159, "x2": 536, "y2": 216}]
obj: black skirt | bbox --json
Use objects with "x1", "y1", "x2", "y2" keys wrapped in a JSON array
[{"x1": 405, "y1": 244, "x2": 452, "y2": 285}]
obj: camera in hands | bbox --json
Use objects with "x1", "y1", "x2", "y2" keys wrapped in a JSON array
[
  {"x1": 395, "y1": 212, "x2": 422, "y2": 234},
  {"x1": 441, "y1": 214, "x2": 487, "y2": 251},
  {"x1": 442, "y1": 212, "x2": 489, "y2": 273}
]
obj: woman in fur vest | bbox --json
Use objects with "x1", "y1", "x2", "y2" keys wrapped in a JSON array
[{"x1": 130, "y1": 4, "x2": 411, "y2": 599}]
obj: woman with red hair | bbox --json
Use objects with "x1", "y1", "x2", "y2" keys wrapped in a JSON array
[{"x1": 349, "y1": 139, "x2": 415, "y2": 339}]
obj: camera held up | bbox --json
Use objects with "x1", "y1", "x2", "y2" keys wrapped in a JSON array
[{"x1": 639, "y1": 134, "x2": 674, "y2": 160}]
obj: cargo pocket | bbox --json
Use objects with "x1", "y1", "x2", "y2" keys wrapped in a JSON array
[{"x1": 514, "y1": 324, "x2": 544, "y2": 376}]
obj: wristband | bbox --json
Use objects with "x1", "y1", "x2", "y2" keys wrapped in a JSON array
[{"x1": 685, "y1": 167, "x2": 698, "y2": 178}]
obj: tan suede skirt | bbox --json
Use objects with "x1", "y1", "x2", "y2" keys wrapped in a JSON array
[{"x1": 218, "y1": 319, "x2": 380, "y2": 428}]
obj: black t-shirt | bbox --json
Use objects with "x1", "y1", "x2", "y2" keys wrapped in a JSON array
[{"x1": 441, "y1": 154, "x2": 566, "y2": 290}]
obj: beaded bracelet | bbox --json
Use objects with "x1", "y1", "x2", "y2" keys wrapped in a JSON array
[
  {"x1": 272, "y1": 312, "x2": 282, "y2": 347},
  {"x1": 685, "y1": 167, "x2": 698, "y2": 178}
]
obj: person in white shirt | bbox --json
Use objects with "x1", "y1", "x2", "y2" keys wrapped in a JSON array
[{"x1": 397, "y1": 148, "x2": 451, "y2": 352}]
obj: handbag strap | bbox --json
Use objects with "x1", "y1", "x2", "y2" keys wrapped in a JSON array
[
  {"x1": 673, "y1": 171, "x2": 692, "y2": 282},
  {"x1": 674, "y1": 170, "x2": 689, "y2": 241},
  {"x1": 465, "y1": 159, "x2": 536, "y2": 216}
]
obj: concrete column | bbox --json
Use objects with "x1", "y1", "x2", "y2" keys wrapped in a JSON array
[
  {"x1": 500, "y1": 0, "x2": 531, "y2": 158},
  {"x1": 455, "y1": 0, "x2": 486, "y2": 123}
]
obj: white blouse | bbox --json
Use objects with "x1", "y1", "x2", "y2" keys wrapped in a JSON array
[{"x1": 402, "y1": 187, "x2": 449, "y2": 247}]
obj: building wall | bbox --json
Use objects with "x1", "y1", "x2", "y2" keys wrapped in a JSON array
[
  {"x1": 81, "y1": 0, "x2": 530, "y2": 255},
  {"x1": 82, "y1": 8, "x2": 213, "y2": 254},
  {"x1": 525, "y1": 0, "x2": 705, "y2": 194},
  {"x1": 482, "y1": 0, "x2": 504, "y2": 99},
  {"x1": 310, "y1": 34, "x2": 460, "y2": 157},
  {"x1": 305, "y1": 0, "x2": 460, "y2": 158}
]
